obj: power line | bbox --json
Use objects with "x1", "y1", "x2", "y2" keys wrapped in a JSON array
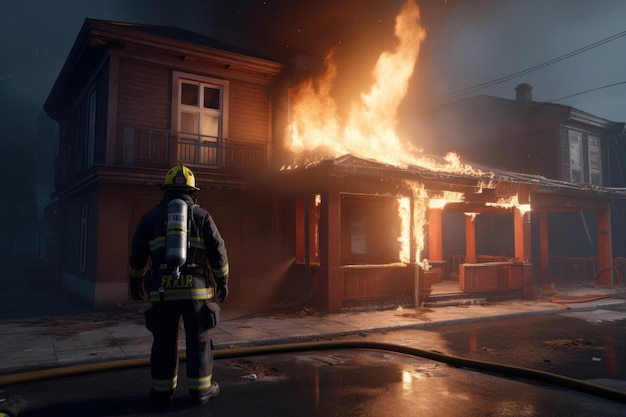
[
  {"x1": 424, "y1": 29, "x2": 626, "y2": 108},
  {"x1": 546, "y1": 81, "x2": 626, "y2": 103}
]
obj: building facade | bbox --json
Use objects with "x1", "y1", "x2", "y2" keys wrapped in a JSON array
[
  {"x1": 416, "y1": 83, "x2": 626, "y2": 284},
  {"x1": 44, "y1": 19, "x2": 285, "y2": 307},
  {"x1": 45, "y1": 21, "x2": 626, "y2": 312}
]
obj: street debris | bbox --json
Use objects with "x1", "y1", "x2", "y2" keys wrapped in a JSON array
[
  {"x1": 544, "y1": 337, "x2": 599, "y2": 349},
  {"x1": 394, "y1": 306, "x2": 433, "y2": 321},
  {"x1": 23, "y1": 310, "x2": 144, "y2": 339},
  {"x1": 536, "y1": 283, "x2": 613, "y2": 306},
  {"x1": 0, "y1": 395, "x2": 27, "y2": 416},
  {"x1": 232, "y1": 359, "x2": 279, "y2": 379}
]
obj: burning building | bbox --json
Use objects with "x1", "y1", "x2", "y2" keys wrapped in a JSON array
[{"x1": 44, "y1": 0, "x2": 626, "y2": 311}]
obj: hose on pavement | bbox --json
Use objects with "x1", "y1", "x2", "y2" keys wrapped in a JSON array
[{"x1": 1, "y1": 340, "x2": 624, "y2": 405}]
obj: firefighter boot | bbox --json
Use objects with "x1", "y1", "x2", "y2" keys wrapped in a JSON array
[{"x1": 191, "y1": 381, "x2": 220, "y2": 405}]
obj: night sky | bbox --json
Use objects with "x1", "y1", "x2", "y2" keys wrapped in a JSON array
[{"x1": 2, "y1": 0, "x2": 626, "y2": 144}]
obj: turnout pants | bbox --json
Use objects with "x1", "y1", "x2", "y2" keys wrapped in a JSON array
[{"x1": 146, "y1": 299, "x2": 215, "y2": 400}]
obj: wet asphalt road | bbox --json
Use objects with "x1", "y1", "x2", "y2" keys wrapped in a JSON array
[
  {"x1": 4, "y1": 306, "x2": 626, "y2": 416},
  {"x1": 362, "y1": 304, "x2": 626, "y2": 391},
  {"x1": 4, "y1": 348, "x2": 626, "y2": 417}
]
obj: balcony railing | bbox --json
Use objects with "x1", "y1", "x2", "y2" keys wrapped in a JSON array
[{"x1": 121, "y1": 126, "x2": 268, "y2": 172}]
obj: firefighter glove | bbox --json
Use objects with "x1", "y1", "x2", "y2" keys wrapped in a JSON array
[
  {"x1": 216, "y1": 283, "x2": 229, "y2": 303},
  {"x1": 130, "y1": 277, "x2": 145, "y2": 301}
]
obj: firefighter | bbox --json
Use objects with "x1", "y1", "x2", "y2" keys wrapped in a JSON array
[{"x1": 129, "y1": 164, "x2": 229, "y2": 409}]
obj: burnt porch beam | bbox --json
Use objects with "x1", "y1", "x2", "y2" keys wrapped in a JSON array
[
  {"x1": 319, "y1": 189, "x2": 343, "y2": 313},
  {"x1": 596, "y1": 205, "x2": 613, "y2": 286},
  {"x1": 428, "y1": 208, "x2": 443, "y2": 261},
  {"x1": 513, "y1": 207, "x2": 531, "y2": 262},
  {"x1": 443, "y1": 202, "x2": 513, "y2": 214},
  {"x1": 532, "y1": 192, "x2": 613, "y2": 211},
  {"x1": 465, "y1": 214, "x2": 477, "y2": 264}
]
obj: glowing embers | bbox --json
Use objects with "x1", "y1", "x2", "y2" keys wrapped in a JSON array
[{"x1": 486, "y1": 194, "x2": 531, "y2": 215}]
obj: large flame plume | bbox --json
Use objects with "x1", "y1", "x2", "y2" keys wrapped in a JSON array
[
  {"x1": 287, "y1": 0, "x2": 427, "y2": 167},
  {"x1": 284, "y1": 0, "x2": 529, "y2": 267},
  {"x1": 285, "y1": 0, "x2": 477, "y2": 175}
]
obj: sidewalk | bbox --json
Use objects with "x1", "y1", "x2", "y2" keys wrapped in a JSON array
[{"x1": 1, "y1": 286, "x2": 624, "y2": 377}]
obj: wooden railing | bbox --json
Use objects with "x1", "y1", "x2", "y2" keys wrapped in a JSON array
[
  {"x1": 548, "y1": 256, "x2": 598, "y2": 282},
  {"x1": 343, "y1": 263, "x2": 413, "y2": 300},
  {"x1": 121, "y1": 126, "x2": 268, "y2": 172}
]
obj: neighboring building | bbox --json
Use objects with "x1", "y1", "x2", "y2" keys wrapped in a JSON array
[
  {"x1": 44, "y1": 20, "x2": 626, "y2": 312},
  {"x1": 44, "y1": 19, "x2": 285, "y2": 308},
  {"x1": 415, "y1": 83, "x2": 626, "y2": 285}
]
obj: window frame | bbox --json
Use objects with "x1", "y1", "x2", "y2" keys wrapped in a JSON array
[
  {"x1": 171, "y1": 71, "x2": 230, "y2": 166},
  {"x1": 568, "y1": 130, "x2": 583, "y2": 183},
  {"x1": 587, "y1": 135, "x2": 602, "y2": 186},
  {"x1": 87, "y1": 87, "x2": 96, "y2": 168},
  {"x1": 566, "y1": 129, "x2": 603, "y2": 186}
]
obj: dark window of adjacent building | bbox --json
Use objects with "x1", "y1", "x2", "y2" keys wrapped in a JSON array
[
  {"x1": 588, "y1": 135, "x2": 602, "y2": 186},
  {"x1": 568, "y1": 131, "x2": 583, "y2": 183},
  {"x1": 566, "y1": 129, "x2": 602, "y2": 185}
]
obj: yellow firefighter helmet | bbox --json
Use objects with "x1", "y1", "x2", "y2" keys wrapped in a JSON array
[{"x1": 163, "y1": 164, "x2": 200, "y2": 191}]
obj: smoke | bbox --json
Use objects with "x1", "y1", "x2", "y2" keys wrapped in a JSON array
[{"x1": 211, "y1": 0, "x2": 406, "y2": 94}]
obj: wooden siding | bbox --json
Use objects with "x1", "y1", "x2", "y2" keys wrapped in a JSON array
[
  {"x1": 95, "y1": 66, "x2": 110, "y2": 165},
  {"x1": 343, "y1": 264, "x2": 413, "y2": 299},
  {"x1": 229, "y1": 81, "x2": 269, "y2": 142},
  {"x1": 113, "y1": 56, "x2": 271, "y2": 166},
  {"x1": 459, "y1": 262, "x2": 525, "y2": 292},
  {"x1": 116, "y1": 57, "x2": 171, "y2": 164},
  {"x1": 511, "y1": 126, "x2": 559, "y2": 179}
]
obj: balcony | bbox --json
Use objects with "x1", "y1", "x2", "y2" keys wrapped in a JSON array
[{"x1": 121, "y1": 126, "x2": 268, "y2": 172}]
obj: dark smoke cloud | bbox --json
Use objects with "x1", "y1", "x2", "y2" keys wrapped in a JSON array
[
  {"x1": 1, "y1": 0, "x2": 625, "y2": 143},
  {"x1": 211, "y1": 0, "x2": 406, "y2": 92}
]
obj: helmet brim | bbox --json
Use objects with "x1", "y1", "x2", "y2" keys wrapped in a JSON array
[{"x1": 160, "y1": 184, "x2": 200, "y2": 191}]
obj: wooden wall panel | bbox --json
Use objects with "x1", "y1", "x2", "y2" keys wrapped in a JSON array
[
  {"x1": 117, "y1": 58, "x2": 171, "y2": 130},
  {"x1": 228, "y1": 81, "x2": 269, "y2": 142}
]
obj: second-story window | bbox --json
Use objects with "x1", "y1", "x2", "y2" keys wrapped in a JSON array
[
  {"x1": 566, "y1": 130, "x2": 603, "y2": 186},
  {"x1": 568, "y1": 131, "x2": 583, "y2": 183},
  {"x1": 173, "y1": 72, "x2": 229, "y2": 166},
  {"x1": 588, "y1": 135, "x2": 602, "y2": 186}
]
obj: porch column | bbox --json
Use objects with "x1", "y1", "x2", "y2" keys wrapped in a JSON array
[
  {"x1": 319, "y1": 190, "x2": 342, "y2": 313},
  {"x1": 513, "y1": 208, "x2": 531, "y2": 262},
  {"x1": 539, "y1": 213, "x2": 549, "y2": 278},
  {"x1": 428, "y1": 208, "x2": 443, "y2": 261},
  {"x1": 465, "y1": 215, "x2": 476, "y2": 263},
  {"x1": 514, "y1": 207, "x2": 533, "y2": 298},
  {"x1": 597, "y1": 206, "x2": 613, "y2": 286}
]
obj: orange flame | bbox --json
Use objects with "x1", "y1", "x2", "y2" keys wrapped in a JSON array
[
  {"x1": 285, "y1": 0, "x2": 481, "y2": 177},
  {"x1": 285, "y1": 0, "x2": 529, "y2": 267},
  {"x1": 286, "y1": 0, "x2": 427, "y2": 167},
  {"x1": 487, "y1": 194, "x2": 531, "y2": 215}
]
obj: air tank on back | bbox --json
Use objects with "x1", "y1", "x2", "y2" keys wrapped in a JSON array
[{"x1": 166, "y1": 198, "x2": 188, "y2": 279}]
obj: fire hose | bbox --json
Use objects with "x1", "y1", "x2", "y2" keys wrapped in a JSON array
[{"x1": 1, "y1": 340, "x2": 625, "y2": 405}]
